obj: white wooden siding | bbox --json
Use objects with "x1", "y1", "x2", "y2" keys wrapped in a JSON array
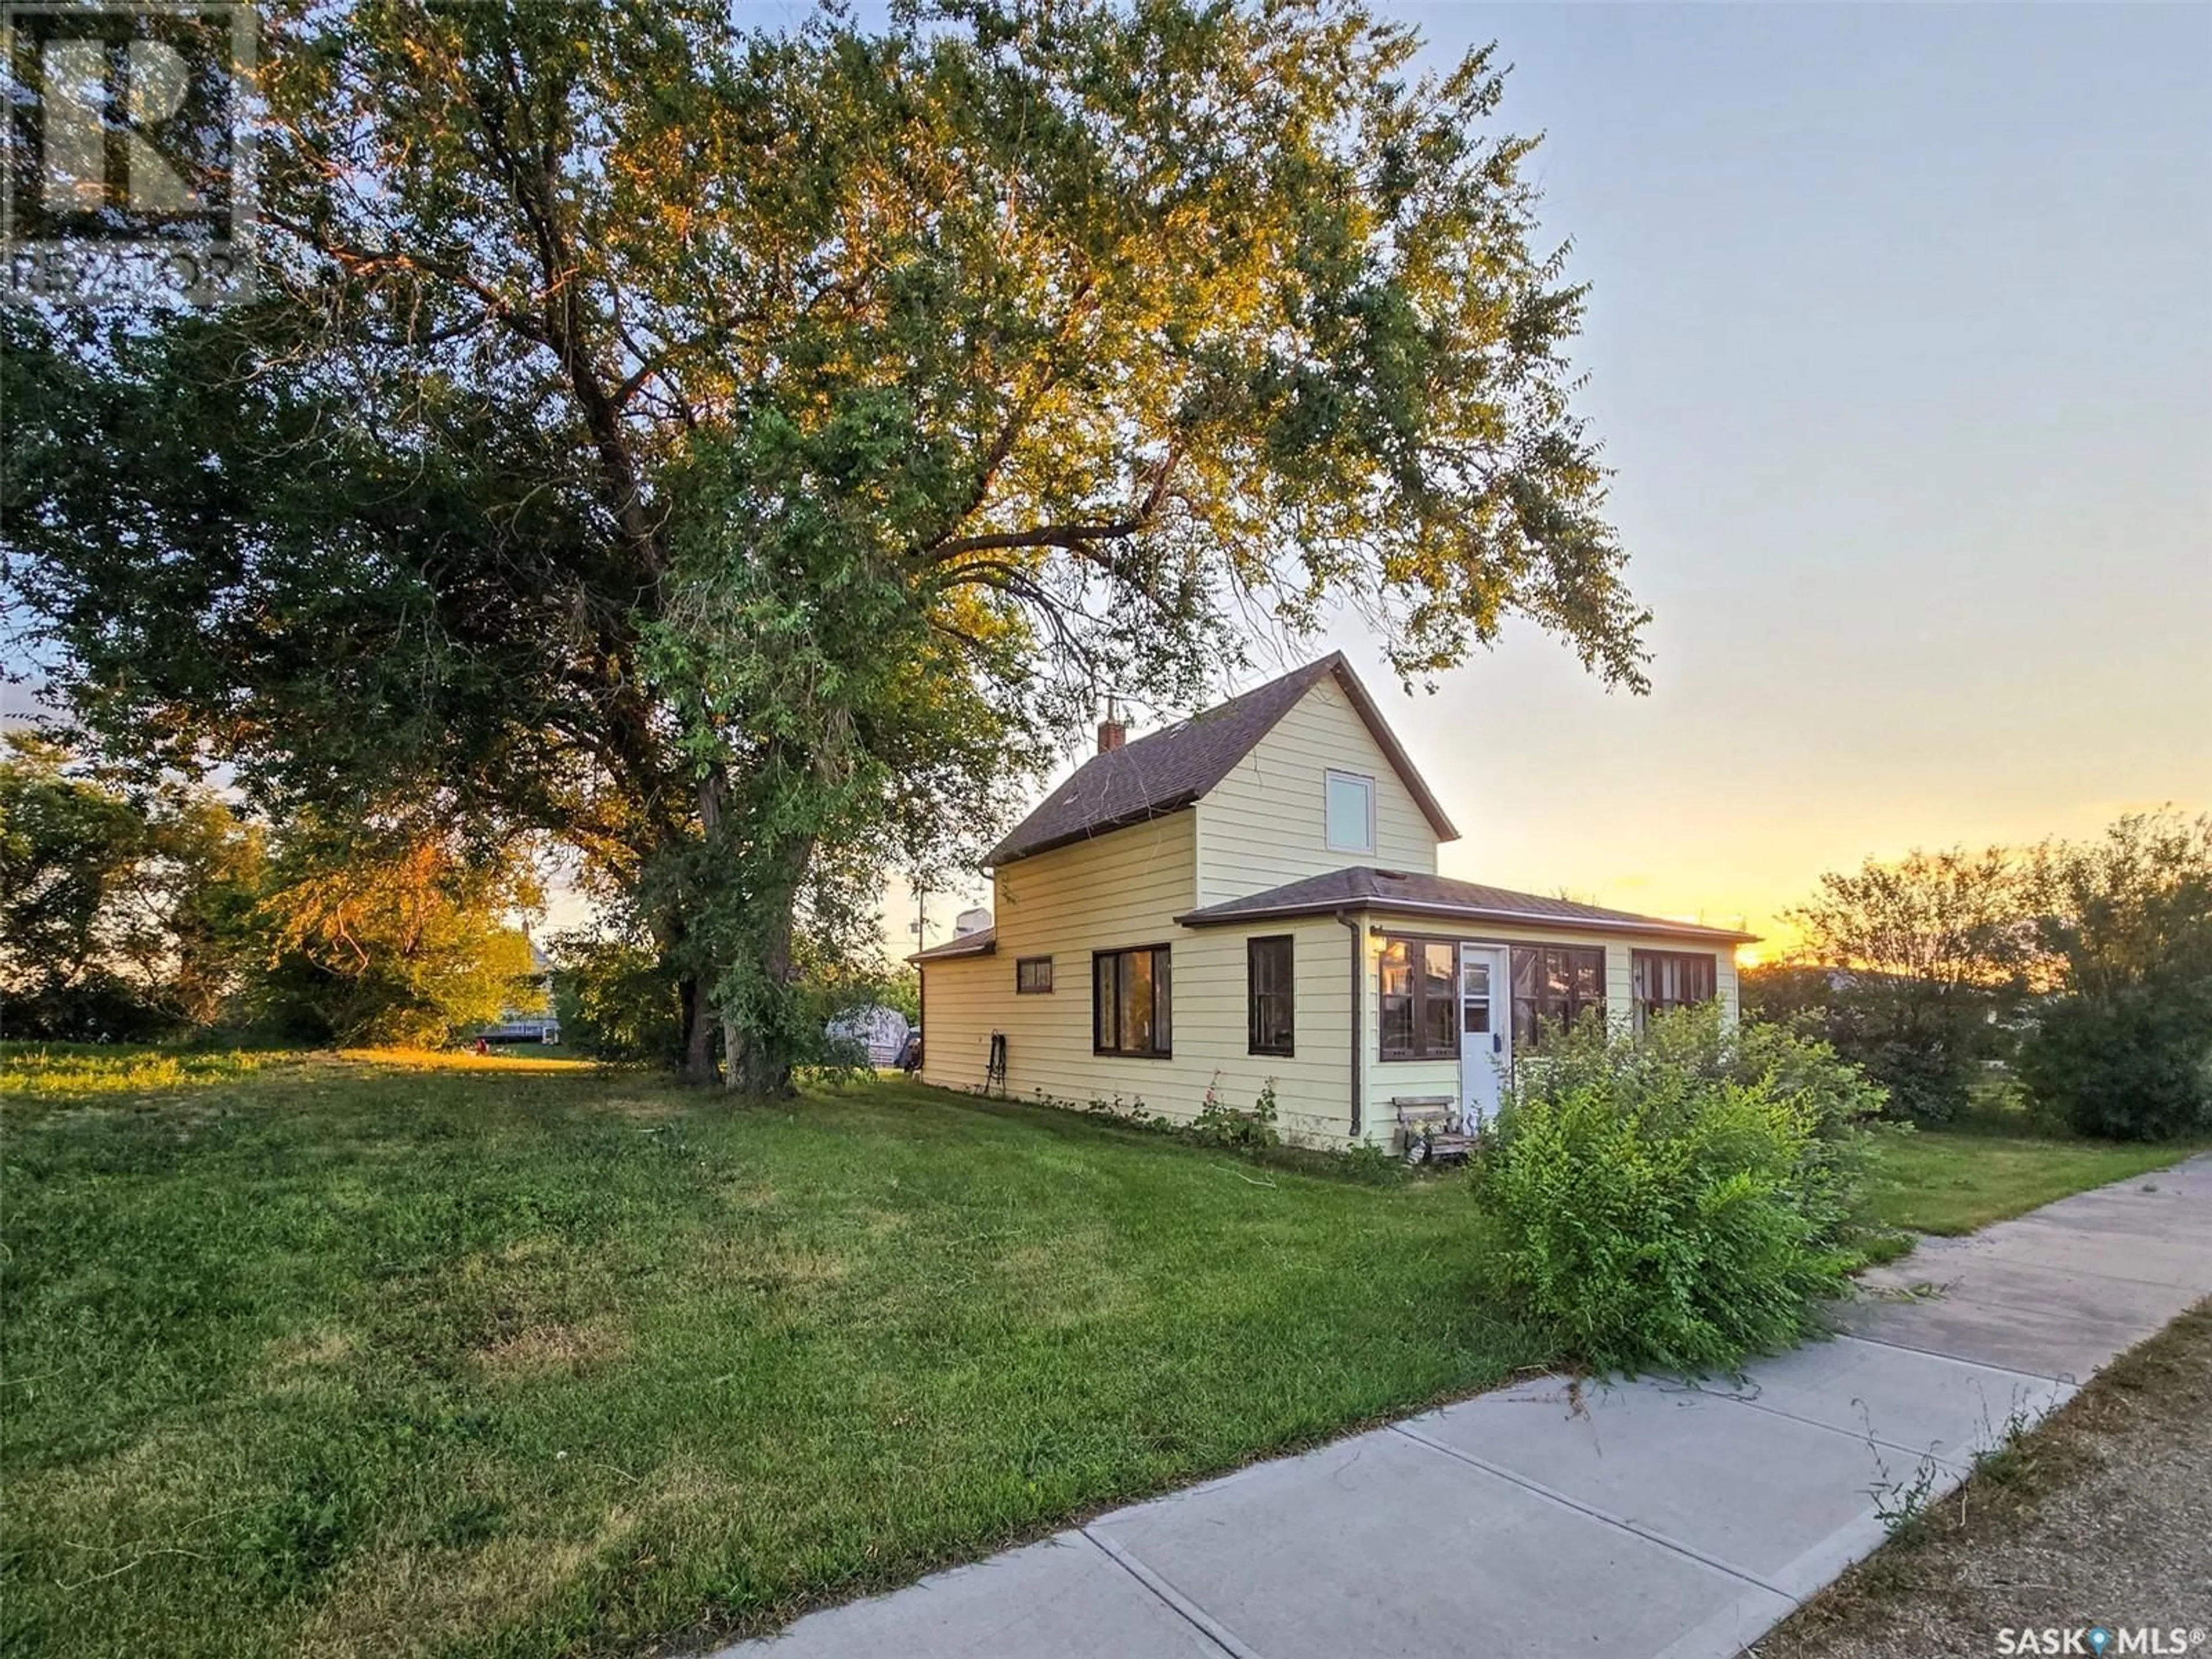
[
  {"x1": 1194, "y1": 676, "x2": 1440, "y2": 906},
  {"x1": 919, "y1": 811, "x2": 1360, "y2": 1145}
]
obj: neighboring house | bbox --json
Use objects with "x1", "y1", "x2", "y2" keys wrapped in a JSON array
[
  {"x1": 912, "y1": 654, "x2": 1755, "y2": 1148},
  {"x1": 482, "y1": 941, "x2": 560, "y2": 1044}
]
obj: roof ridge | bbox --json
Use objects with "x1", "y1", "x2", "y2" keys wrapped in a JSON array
[{"x1": 983, "y1": 653, "x2": 1385, "y2": 867}]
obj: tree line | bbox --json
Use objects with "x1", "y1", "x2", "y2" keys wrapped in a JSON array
[
  {"x1": 1745, "y1": 810, "x2": 2212, "y2": 1142},
  {"x1": 0, "y1": 733, "x2": 541, "y2": 1046}
]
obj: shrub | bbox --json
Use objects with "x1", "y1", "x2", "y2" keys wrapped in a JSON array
[
  {"x1": 1468, "y1": 1006, "x2": 1880, "y2": 1375},
  {"x1": 1740, "y1": 962, "x2": 2001, "y2": 1124},
  {"x1": 2021, "y1": 811, "x2": 2212, "y2": 1141},
  {"x1": 1187, "y1": 1076, "x2": 1281, "y2": 1149},
  {"x1": 2018, "y1": 990, "x2": 2212, "y2": 1142}
]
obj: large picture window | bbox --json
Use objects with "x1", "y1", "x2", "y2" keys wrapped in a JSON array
[
  {"x1": 1247, "y1": 935, "x2": 1295, "y2": 1056},
  {"x1": 1093, "y1": 945, "x2": 1172, "y2": 1057},
  {"x1": 1510, "y1": 945, "x2": 1606, "y2": 1051},
  {"x1": 1631, "y1": 950, "x2": 1716, "y2": 1031},
  {"x1": 1378, "y1": 935, "x2": 1457, "y2": 1060}
]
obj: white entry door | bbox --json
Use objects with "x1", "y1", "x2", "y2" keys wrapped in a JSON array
[{"x1": 1458, "y1": 945, "x2": 1510, "y2": 1127}]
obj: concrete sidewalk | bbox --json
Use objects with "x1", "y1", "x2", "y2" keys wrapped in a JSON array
[{"x1": 713, "y1": 1156, "x2": 2212, "y2": 1659}]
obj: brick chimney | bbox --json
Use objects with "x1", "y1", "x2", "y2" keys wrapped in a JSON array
[{"x1": 1097, "y1": 695, "x2": 1127, "y2": 754}]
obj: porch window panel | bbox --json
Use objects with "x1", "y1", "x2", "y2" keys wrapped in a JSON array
[
  {"x1": 1631, "y1": 949, "x2": 1717, "y2": 1032},
  {"x1": 1510, "y1": 944, "x2": 1606, "y2": 1051},
  {"x1": 1378, "y1": 934, "x2": 1457, "y2": 1061}
]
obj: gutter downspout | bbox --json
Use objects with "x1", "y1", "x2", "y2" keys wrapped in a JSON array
[{"x1": 1334, "y1": 908, "x2": 1363, "y2": 1139}]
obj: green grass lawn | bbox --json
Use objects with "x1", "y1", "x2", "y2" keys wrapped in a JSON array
[
  {"x1": 7, "y1": 1046, "x2": 2195, "y2": 1659},
  {"x1": 0, "y1": 1048, "x2": 1533, "y2": 1659},
  {"x1": 1861, "y1": 1123, "x2": 2207, "y2": 1236}
]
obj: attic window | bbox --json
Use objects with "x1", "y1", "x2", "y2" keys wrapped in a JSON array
[{"x1": 1324, "y1": 770, "x2": 1376, "y2": 855}]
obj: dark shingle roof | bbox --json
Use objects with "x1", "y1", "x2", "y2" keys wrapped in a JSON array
[
  {"x1": 1175, "y1": 867, "x2": 1759, "y2": 944},
  {"x1": 985, "y1": 654, "x2": 1457, "y2": 866},
  {"x1": 909, "y1": 925, "x2": 995, "y2": 964}
]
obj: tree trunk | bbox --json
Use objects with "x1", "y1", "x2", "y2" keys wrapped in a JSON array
[
  {"x1": 673, "y1": 771, "x2": 728, "y2": 1087},
  {"x1": 723, "y1": 832, "x2": 816, "y2": 1099},
  {"x1": 677, "y1": 974, "x2": 719, "y2": 1085}
]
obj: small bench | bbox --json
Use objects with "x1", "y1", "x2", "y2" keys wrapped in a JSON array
[{"x1": 1392, "y1": 1095, "x2": 1478, "y2": 1166}]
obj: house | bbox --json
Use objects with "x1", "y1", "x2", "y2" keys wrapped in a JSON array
[
  {"x1": 911, "y1": 654, "x2": 1756, "y2": 1148},
  {"x1": 480, "y1": 941, "x2": 560, "y2": 1044}
]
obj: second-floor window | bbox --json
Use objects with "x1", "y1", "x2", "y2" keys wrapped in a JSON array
[
  {"x1": 1093, "y1": 945, "x2": 1171, "y2": 1057},
  {"x1": 1324, "y1": 769, "x2": 1376, "y2": 855},
  {"x1": 1015, "y1": 956, "x2": 1054, "y2": 994}
]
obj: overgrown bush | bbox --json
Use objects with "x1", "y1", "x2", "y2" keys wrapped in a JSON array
[
  {"x1": 1740, "y1": 963, "x2": 2006, "y2": 1124},
  {"x1": 1469, "y1": 1006, "x2": 1882, "y2": 1375},
  {"x1": 2020, "y1": 812, "x2": 2212, "y2": 1142},
  {"x1": 2019, "y1": 990, "x2": 2212, "y2": 1142}
]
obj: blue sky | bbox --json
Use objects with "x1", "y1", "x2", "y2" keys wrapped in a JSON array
[{"x1": 911, "y1": 3, "x2": 2212, "y2": 954}]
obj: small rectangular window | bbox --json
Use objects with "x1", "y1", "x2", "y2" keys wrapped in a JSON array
[
  {"x1": 1461, "y1": 959, "x2": 1491, "y2": 1035},
  {"x1": 1093, "y1": 945, "x2": 1172, "y2": 1056},
  {"x1": 1247, "y1": 935, "x2": 1295, "y2": 1056},
  {"x1": 1324, "y1": 770, "x2": 1376, "y2": 855},
  {"x1": 1015, "y1": 956, "x2": 1054, "y2": 994},
  {"x1": 1631, "y1": 950, "x2": 1717, "y2": 1031}
]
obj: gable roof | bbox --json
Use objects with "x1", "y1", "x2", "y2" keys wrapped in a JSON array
[
  {"x1": 984, "y1": 654, "x2": 1457, "y2": 866},
  {"x1": 1176, "y1": 866, "x2": 1759, "y2": 944}
]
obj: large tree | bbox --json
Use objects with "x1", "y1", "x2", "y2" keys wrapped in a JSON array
[
  {"x1": 1753, "y1": 846, "x2": 2036, "y2": 1120},
  {"x1": 2021, "y1": 812, "x2": 2212, "y2": 1139},
  {"x1": 3, "y1": 0, "x2": 1648, "y2": 1088}
]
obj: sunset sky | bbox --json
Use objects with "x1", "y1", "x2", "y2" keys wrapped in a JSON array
[{"x1": 900, "y1": 3, "x2": 2212, "y2": 961}]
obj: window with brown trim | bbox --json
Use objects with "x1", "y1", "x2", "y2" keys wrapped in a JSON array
[
  {"x1": 1014, "y1": 956, "x2": 1054, "y2": 994},
  {"x1": 1093, "y1": 945, "x2": 1171, "y2": 1056},
  {"x1": 1631, "y1": 950, "x2": 1716, "y2": 1031},
  {"x1": 1247, "y1": 935, "x2": 1294, "y2": 1056},
  {"x1": 1510, "y1": 945, "x2": 1606, "y2": 1051},
  {"x1": 1378, "y1": 935, "x2": 1457, "y2": 1060}
]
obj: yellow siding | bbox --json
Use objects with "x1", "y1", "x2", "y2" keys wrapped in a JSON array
[
  {"x1": 1194, "y1": 676, "x2": 1440, "y2": 906},
  {"x1": 919, "y1": 675, "x2": 1745, "y2": 1153},
  {"x1": 920, "y1": 811, "x2": 1360, "y2": 1145}
]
